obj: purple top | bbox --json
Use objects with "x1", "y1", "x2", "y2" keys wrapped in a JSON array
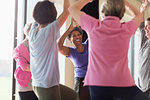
[{"x1": 67, "y1": 40, "x2": 88, "y2": 78}]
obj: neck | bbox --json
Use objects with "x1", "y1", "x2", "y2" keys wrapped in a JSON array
[
  {"x1": 39, "y1": 24, "x2": 48, "y2": 28},
  {"x1": 37, "y1": 24, "x2": 48, "y2": 33},
  {"x1": 76, "y1": 44, "x2": 85, "y2": 53}
]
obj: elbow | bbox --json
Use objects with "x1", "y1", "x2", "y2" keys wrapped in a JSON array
[
  {"x1": 58, "y1": 48, "x2": 64, "y2": 55},
  {"x1": 58, "y1": 46, "x2": 65, "y2": 54},
  {"x1": 58, "y1": 42, "x2": 61, "y2": 50},
  {"x1": 58, "y1": 48, "x2": 62, "y2": 53},
  {"x1": 58, "y1": 46, "x2": 61, "y2": 51},
  {"x1": 58, "y1": 44, "x2": 63, "y2": 52}
]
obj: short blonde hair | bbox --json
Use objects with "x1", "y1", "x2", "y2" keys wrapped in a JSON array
[
  {"x1": 100, "y1": 0, "x2": 125, "y2": 19},
  {"x1": 23, "y1": 23, "x2": 32, "y2": 36}
]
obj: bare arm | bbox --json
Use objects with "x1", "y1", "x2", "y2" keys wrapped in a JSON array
[
  {"x1": 58, "y1": 20, "x2": 74, "y2": 56},
  {"x1": 68, "y1": 0, "x2": 91, "y2": 25},
  {"x1": 124, "y1": 0, "x2": 148, "y2": 28},
  {"x1": 57, "y1": 0, "x2": 70, "y2": 28},
  {"x1": 25, "y1": 64, "x2": 31, "y2": 72},
  {"x1": 124, "y1": 0, "x2": 140, "y2": 17}
]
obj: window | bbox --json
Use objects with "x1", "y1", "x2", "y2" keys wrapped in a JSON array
[{"x1": 0, "y1": 0, "x2": 15, "y2": 100}]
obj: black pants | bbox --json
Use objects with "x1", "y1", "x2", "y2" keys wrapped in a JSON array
[
  {"x1": 74, "y1": 77, "x2": 91, "y2": 100},
  {"x1": 145, "y1": 89, "x2": 150, "y2": 98},
  {"x1": 89, "y1": 86, "x2": 150, "y2": 100},
  {"x1": 19, "y1": 91, "x2": 38, "y2": 100}
]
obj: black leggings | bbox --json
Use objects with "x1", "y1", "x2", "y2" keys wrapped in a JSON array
[
  {"x1": 19, "y1": 91, "x2": 38, "y2": 100},
  {"x1": 74, "y1": 77, "x2": 91, "y2": 100},
  {"x1": 89, "y1": 86, "x2": 150, "y2": 100}
]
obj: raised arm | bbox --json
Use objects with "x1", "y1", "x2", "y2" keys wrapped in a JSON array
[
  {"x1": 124, "y1": 0, "x2": 148, "y2": 28},
  {"x1": 124, "y1": 0, "x2": 140, "y2": 17},
  {"x1": 68, "y1": 0, "x2": 91, "y2": 25},
  {"x1": 58, "y1": 20, "x2": 74, "y2": 56},
  {"x1": 57, "y1": 0, "x2": 70, "y2": 28}
]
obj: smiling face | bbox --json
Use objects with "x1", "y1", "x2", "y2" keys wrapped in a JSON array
[
  {"x1": 70, "y1": 30, "x2": 82, "y2": 46},
  {"x1": 144, "y1": 20, "x2": 150, "y2": 39}
]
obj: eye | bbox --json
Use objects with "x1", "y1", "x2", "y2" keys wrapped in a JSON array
[
  {"x1": 73, "y1": 35, "x2": 76, "y2": 37},
  {"x1": 77, "y1": 34, "x2": 81, "y2": 36}
]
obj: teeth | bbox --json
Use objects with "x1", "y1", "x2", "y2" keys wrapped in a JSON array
[{"x1": 76, "y1": 39, "x2": 80, "y2": 41}]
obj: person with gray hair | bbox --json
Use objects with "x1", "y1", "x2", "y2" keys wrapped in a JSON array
[
  {"x1": 13, "y1": 23, "x2": 38, "y2": 100},
  {"x1": 69, "y1": 0, "x2": 149, "y2": 99}
]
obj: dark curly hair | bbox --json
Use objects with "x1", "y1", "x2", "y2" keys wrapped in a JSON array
[
  {"x1": 147, "y1": 17, "x2": 150, "y2": 21},
  {"x1": 67, "y1": 27, "x2": 83, "y2": 39}
]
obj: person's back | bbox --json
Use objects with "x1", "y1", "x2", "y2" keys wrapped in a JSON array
[
  {"x1": 29, "y1": 0, "x2": 64, "y2": 89},
  {"x1": 29, "y1": 20, "x2": 60, "y2": 88},
  {"x1": 83, "y1": 16, "x2": 137, "y2": 86},
  {"x1": 69, "y1": 0, "x2": 150, "y2": 99},
  {"x1": 29, "y1": 1, "x2": 78, "y2": 100}
]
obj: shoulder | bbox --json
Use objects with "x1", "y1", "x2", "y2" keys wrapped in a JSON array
[
  {"x1": 68, "y1": 47, "x2": 77, "y2": 57},
  {"x1": 81, "y1": 13, "x2": 95, "y2": 20},
  {"x1": 68, "y1": 47, "x2": 76, "y2": 52},
  {"x1": 81, "y1": 13, "x2": 99, "y2": 24},
  {"x1": 14, "y1": 44, "x2": 26, "y2": 52},
  {"x1": 45, "y1": 20, "x2": 60, "y2": 35},
  {"x1": 122, "y1": 20, "x2": 137, "y2": 28},
  {"x1": 30, "y1": 22, "x2": 38, "y2": 31},
  {"x1": 13, "y1": 44, "x2": 23, "y2": 57},
  {"x1": 47, "y1": 20, "x2": 59, "y2": 28},
  {"x1": 80, "y1": 13, "x2": 100, "y2": 33}
]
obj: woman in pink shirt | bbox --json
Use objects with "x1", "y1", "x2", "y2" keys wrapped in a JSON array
[
  {"x1": 13, "y1": 23, "x2": 38, "y2": 100},
  {"x1": 69, "y1": 0, "x2": 149, "y2": 100}
]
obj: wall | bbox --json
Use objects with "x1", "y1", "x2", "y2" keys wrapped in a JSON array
[
  {"x1": 55, "y1": 0, "x2": 75, "y2": 88},
  {"x1": 64, "y1": 16, "x2": 75, "y2": 88}
]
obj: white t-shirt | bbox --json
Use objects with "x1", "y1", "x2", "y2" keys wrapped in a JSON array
[{"x1": 29, "y1": 20, "x2": 60, "y2": 88}]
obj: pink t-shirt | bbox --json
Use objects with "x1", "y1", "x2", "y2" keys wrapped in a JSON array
[{"x1": 81, "y1": 13, "x2": 137, "y2": 87}]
